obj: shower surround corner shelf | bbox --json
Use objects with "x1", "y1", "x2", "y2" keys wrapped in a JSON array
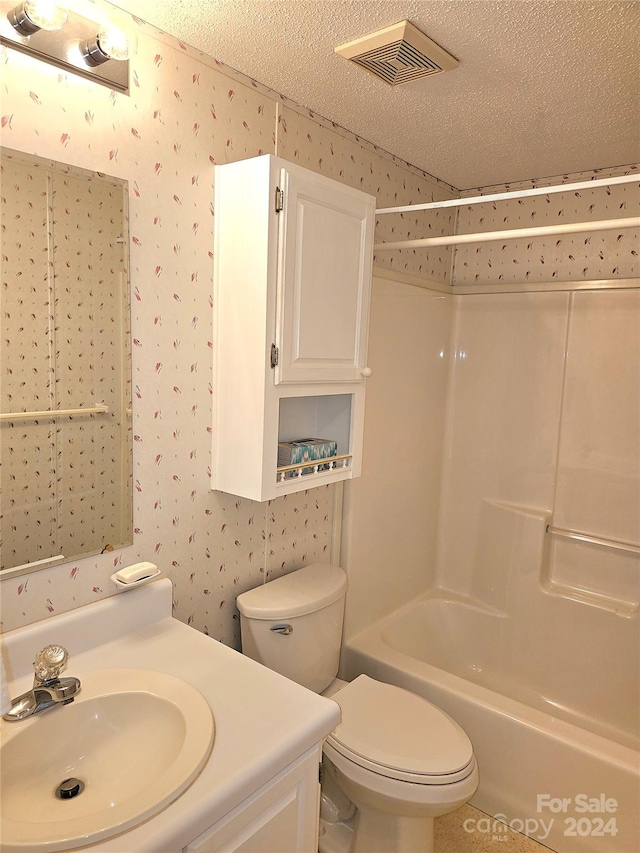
[{"x1": 211, "y1": 154, "x2": 375, "y2": 502}]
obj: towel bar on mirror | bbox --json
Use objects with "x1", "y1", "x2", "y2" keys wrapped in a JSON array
[{"x1": 0, "y1": 405, "x2": 109, "y2": 421}]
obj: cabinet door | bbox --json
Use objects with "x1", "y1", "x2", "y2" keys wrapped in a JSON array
[
  {"x1": 274, "y1": 166, "x2": 374, "y2": 385},
  {"x1": 184, "y1": 752, "x2": 320, "y2": 853}
]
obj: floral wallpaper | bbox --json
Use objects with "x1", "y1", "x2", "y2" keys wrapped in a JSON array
[
  {"x1": 453, "y1": 165, "x2": 639, "y2": 285},
  {"x1": 0, "y1": 2, "x2": 451, "y2": 642},
  {"x1": 277, "y1": 104, "x2": 458, "y2": 284}
]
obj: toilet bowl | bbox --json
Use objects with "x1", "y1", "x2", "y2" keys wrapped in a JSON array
[
  {"x1": 322, "y1": 674, "x2": 478, "y2": 853},
  {"x1": 236, "y1": 564, "x2": 479, "y2": 853}
]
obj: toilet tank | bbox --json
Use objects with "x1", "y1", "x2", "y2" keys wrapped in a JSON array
[{"x1": 237, "y1": 564, "x2": 348, "y2": 694}]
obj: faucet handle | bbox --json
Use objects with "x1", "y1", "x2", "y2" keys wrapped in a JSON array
[{"x1": 33, "y1": 645, "x2": 69, "y2": 682}]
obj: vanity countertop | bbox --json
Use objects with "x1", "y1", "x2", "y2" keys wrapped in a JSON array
[{"x1": 0, "y1": 578, "x2": 340, "y2": 852}]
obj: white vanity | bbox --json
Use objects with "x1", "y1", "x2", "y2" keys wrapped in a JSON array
[{"x1": 0, "y1": 578, "x2": 340, "y2": 852}]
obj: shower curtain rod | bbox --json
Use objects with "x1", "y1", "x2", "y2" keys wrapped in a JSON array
[
  {"x1": 373, "y1": 216, "x2": 640, "y2": 252},
  {"x1": 375, "y1": 173, "x2": 640, "y2": 215},
  {"x1": 373, "y1": 216, "x2": 640, "y2": 251}
]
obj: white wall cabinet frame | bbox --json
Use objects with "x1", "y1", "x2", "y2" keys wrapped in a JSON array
[{"x1": 212, "y1": 154, "x2": 375, "y2": 502}]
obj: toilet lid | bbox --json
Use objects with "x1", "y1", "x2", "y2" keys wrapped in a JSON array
[{"x1": 327, "y1": 675, "x2": 474, "y2": 778}]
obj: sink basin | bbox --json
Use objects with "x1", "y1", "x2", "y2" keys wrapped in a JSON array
[{"x1": 0, "y1": 669, "x2": 215, "y2": 852}]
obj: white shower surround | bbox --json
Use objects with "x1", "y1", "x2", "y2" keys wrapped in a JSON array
[{"x1": 341, "y1": 282, "x2": 639, "y2": 852}]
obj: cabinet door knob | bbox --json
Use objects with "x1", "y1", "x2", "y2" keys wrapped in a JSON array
[{"x1": 361, "y1": 367, "x2": 373, "y2": 378}]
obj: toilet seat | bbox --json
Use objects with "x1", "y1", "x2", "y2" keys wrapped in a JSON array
[{"x1": 325, "y1": 675, "x2": 475, "y2": 785}]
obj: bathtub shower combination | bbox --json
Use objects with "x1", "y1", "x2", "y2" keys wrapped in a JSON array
[
  {"x1": 344, "y1": 494, "x2": 639, "y2": 853},
  {"x1": 342, "y1": 284, "x2": 640, "y2": 853}
]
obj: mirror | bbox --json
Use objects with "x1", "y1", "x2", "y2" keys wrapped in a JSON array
[{"x1": 1, "y1": 147, "x2": 132, "y2": 576}]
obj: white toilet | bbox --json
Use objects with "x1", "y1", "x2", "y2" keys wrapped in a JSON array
[{"x1": 237, "y1": 564, "x2": 479, "y2": 853}]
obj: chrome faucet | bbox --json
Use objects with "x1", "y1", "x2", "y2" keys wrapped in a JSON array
[{"x1": 2, "y1": 644, "x2": 81, "y2": 722}]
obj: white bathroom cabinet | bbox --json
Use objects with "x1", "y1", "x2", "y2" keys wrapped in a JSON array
[
  {"x1": 1, "y1": 579, "x2": 340, "y2": 853},
  {"x1": 212, "y1": 154, "x2": 375, "y2": 502},
  {"x1": 183, "y1": 748, "x2": 320, "y2": 853}
]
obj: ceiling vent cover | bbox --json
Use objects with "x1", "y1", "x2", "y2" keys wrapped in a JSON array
[{"x1": 335, "y1": 20, "x2": 459, "y2": 86}]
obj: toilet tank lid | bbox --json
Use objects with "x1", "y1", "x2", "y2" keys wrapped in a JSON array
[{"x1": 237, "y1": 564, "x2": 348, "y2": 619}]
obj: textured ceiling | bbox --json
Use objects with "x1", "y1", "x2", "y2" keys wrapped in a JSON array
[{"x1": 111, "y1": 0, "x2": 640, "y2": 188}]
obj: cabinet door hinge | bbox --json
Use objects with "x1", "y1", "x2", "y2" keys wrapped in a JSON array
[
  {"x1": 270, "y1": 344, "x2": 279, "y2": 368},
  {"x1": 274, "y1": 187, "x2": 284, "y2": 213}
]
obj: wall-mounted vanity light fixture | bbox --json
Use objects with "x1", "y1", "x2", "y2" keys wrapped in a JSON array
[{"x1": 0, "y1": 0, "x2": 130, "y2": 92}]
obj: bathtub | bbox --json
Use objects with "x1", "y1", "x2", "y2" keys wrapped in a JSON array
[{"x1": 342, "y1": 592, "x2": 640, "y2": 853}]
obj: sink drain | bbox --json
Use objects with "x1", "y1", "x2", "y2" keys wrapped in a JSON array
[{"x1": 55, "y1": 778, "x2": 85, "y2": 800}]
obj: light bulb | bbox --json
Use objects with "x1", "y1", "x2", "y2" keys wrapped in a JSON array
[
  {"x1": 8, "y1": 0, "x2": 67, "y2": 35},
  {"x1": 81, "y1": 26, "x2": 129, "y2": 66},
  {"x1": 24, "y1": 0, "x2": 67, "y2": 30},
  {"x1": 97, "y1": 27, "x2": 129, "y2": 61}
]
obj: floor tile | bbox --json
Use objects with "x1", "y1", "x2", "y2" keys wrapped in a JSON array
[{"x1": 435, "y1": 805, "x2": 554, "y2": 853}]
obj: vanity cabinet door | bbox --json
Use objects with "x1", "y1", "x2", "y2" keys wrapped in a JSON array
[
  {"x1": 184, "y1": 750, "x2": 321, "y2": 853},
  {"x1": 274, "y1": 165, "x2": 375, "y2": 385}
]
